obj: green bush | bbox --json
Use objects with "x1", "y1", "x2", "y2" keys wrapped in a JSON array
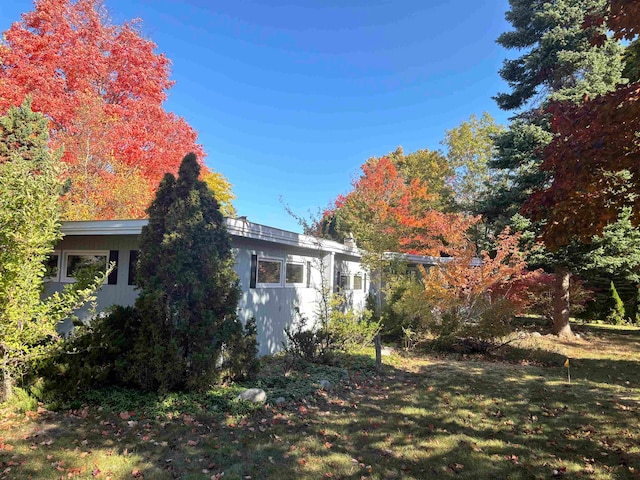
[
  {"x1": 222, "y1": 318, "x2": 260, "y2": 381},
  {"x1": 607, "y1": 281, "x2": 627, "y2": 325},
  {"x1": 328, "y1": 303, "x2": 379, "y2": 352},
  {"x1": 283, "y1": 309, "x2": 335, "y2": 365},
  {"x1": 34, "y1": 305, "x2": 141, "y2": 401},
  {"x1": 3, "y1": 387, "x2": 38, "y2": 412},
  {"x1": 386, "y1": 276, "x2": 431, "y2": 340}
]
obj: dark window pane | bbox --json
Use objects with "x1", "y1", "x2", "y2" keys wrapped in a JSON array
[
  {"x1": 44, "y1": 254, "x2": 59, "y2": 280},
  {"x1": 66, "y1": 254, "x2": 107, "y2": 278},
  {"x1": 286, "y1": 263, "x2": 304, "y2": 284},
  {"x1": 128, "y1": 250, "x2": 139, "y2": 286},
  {"x1": 258, "y1": 259, "x2": 281, "y2": 284}
]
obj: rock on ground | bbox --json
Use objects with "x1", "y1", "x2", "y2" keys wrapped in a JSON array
[
  {"x1": 236, "y1": 388, "x2": 267, "y2": 404},
  {"x1": 319, "y1": 379, "x2": 332, "y2": 390}
]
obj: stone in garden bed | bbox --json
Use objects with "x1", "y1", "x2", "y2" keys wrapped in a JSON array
[{"x1": 236, "y1": 388, "x2": 267, "y2": 404}]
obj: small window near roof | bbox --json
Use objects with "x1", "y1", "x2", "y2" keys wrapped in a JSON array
[
  {"x1": 353, "y1": 274, "x2": 363, "y2": 290},
  {"x1": 62, "y1": 251, "x2": 108, "y2": 283},
  {"x1": 44, "y1": 251, "x2": 60, "y2": 282},
  {"x1": 286, "y1": 262, "x2": 304, "y2": 285},
  {"x1": 257, "y1": 258, "x2": 282, "y2": 285}
]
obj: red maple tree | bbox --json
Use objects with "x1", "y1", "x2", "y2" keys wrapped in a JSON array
[
  {"x1": 526, "y1": 0, "x2": 640, "y2": 248},
  {"x1": 0, "y1": 0, "x2": 206, "y2": 218}
]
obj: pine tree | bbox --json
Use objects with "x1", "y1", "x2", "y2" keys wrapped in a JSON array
[
  {"x1": 487, "y1": 0, "x2": 625, "y2": 222},
  {"x1": 483, "y1": 0, "x2": 627, "y2": 336},
  {"x1": 132, "y1": 153, "x2": 242, "y2": 392}
]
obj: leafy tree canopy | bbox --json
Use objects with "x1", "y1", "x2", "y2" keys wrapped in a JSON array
[
  {"x1": 442, "y1": 112, "x2": 504, "y2": 213},
  {"x1": 0, "y1": 98, "x2": 106, "y2": 400},
  {"x1": 0, "y1": 0, "x2": 234, "y2": 220}
]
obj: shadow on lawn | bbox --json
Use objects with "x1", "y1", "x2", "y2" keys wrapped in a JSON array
[
  {"x1": 3, "y1": 331, "x2": 639, "y2": 479},
  {"x1": 290, "y1": 355, "x2": 639, "y2": 479}
]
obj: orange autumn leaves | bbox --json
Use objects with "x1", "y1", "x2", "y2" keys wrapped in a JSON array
[
  {"x1": 329, "y1": 155, "x2": 533, "y2": 332},
  {"x1": 0, "y1": 0, "x2": 233, "y2": 220},
  {"x1": 334, "y1": 156, "x2": 478, "y2": 257}
]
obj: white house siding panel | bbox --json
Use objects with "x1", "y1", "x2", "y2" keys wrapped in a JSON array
[
  {"x1": 232, "y1": 236, "x2": 327, "y2": 355},
  {"x1": 334, "y1": 254, "x2": 369, "y2": 312},
  {"x1": 43, "y1": 234, "x2": 140, "y2": 332}
]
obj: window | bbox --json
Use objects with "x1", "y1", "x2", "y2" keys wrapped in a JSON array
[
  {"x1": 257, "y1": 258, "x2": 282, "y2": 286},
  {"x1": 353, "y1": 274, "x2": 363, "y2": 290},
  {"x1": 128, "y1": 250, "x2": 139, "y2": 286},
  {"x1": 340, "y1": 274, "x2": 350, "y2": 290},
  {"x1": 62, "y1": 251, "x2": 108, "y2": 283},
  {"x1": 286, "y1": 262, "x2": 304, "y2": 285},
  {"x1": 44, "y1": 251, "x2": 60, "y2": 282}
]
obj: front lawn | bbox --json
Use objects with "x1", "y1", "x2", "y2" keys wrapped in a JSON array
[{"x1": 1, "y1": 323, "x2": 639, "y2": 479}]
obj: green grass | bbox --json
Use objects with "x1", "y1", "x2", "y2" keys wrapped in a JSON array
[{"x1": 1, "y1": 322, "x2": 639, "y2": 479}]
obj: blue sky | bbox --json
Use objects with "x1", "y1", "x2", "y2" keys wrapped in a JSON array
[{"x1": 0, "y1": 0, "x2": 513, "y2": 232}]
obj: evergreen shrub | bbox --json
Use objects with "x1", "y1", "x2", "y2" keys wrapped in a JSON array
[{"x1": 607, "y1": 281, "x2": 627, "y2": 325}]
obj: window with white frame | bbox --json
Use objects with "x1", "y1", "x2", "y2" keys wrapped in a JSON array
[
  {"x1": 44, "y1": 251, "x2": 61, "y2": 282},
  {"x1": 257, "y1": 257, "x2": 283, "y2": 286},
  {"x1": 340, "y1": 274, "x2": 350, "y2": 290},
  {"x1": 353, "y1": 274, "x2": 363, "y2": 290},
  {"x1": 62, "y1": 251, "x2": 109, "y2": 283},
  {"x1": 285, "y1": 261, "x2": 304, "y2": 286}
]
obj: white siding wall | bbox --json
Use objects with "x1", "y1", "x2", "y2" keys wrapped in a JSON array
[
  {"x1": 334, "y1": 254, "x2": 369, "y2": 312},
  {"x1": 46, "y1": 233, "x2": 368, "y2": 356},
  {"x1": 43, "y1": 235, "x2": 140, "y2": 333},
  {"x1": 233, "y1": 237, "x2": 331, "y2": 355}
]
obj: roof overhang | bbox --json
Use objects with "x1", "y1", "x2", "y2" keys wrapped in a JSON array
[{"x1": 59, "y1": 218, "x2": 362, "y2": 256}]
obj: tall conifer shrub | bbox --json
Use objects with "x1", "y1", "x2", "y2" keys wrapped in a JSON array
[
  {"x1": 607, "y1": 282, "x2": 626, "y2": 325},
  {"x1": 132, "y1": 153, "x2": 242, "y2": 392}
]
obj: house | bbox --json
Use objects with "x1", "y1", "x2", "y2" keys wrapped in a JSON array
[{"x1": 44, "y1": 218, "x2": 372, "y2": 356}]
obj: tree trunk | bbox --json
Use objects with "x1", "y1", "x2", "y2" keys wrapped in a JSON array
[{"x1": 553, "y1": 267, "x2": 572, "y2": 337}]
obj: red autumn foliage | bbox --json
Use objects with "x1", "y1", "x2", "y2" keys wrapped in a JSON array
[
  {"x1": 525, "y1": 1, "x2": 640, "y2": 249},
  {"x1": 588, "y1": 0, "x2": 640, "y2": 41},
  {"x1": 405, "y1": 229, "x2": 534, "y2": 339},
  {"x1": 338, "y1": 156, "x2": 478, "y2": 256},
  {"x1": 424, "y1": 229, "x2": 530, "y2": 309},
  {"x1": 0, "y1": 0, "x2": 205, "y2": 218},
  {"x1": 508, "y1": 271, "x2": 594, "y2": 321}
]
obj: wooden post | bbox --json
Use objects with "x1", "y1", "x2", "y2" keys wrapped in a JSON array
[{"x1": 374, "y1": 334, "x2": 382, "y2": 373}]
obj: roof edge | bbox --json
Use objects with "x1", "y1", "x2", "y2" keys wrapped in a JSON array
[{"x1": 59, "y1": 218, "x2": 362, "y2": 256}]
